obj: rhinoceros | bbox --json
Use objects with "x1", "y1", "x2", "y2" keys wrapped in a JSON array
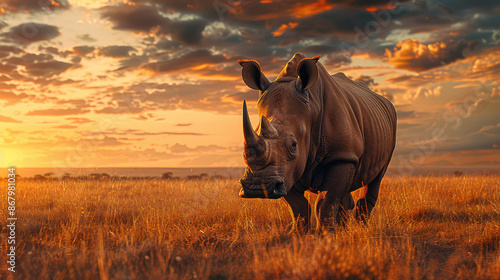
[{"x1": 238, "y1": 53, "x2": 397, "y2": 229}]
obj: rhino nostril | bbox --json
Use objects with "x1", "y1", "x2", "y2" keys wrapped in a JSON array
[{"x1": 273, "y1": 182, "x2": 286, "y2": 196}]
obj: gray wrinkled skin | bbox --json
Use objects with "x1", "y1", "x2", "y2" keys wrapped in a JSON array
[{"x1": 238, "y1": 53, "x2": 397, "y2": 229}]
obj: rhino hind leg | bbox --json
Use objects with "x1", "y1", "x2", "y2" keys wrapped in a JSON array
[
  {"x1": 316, "y1": 192, "x2": 353, "y2": 225},
  {"x1": 355, "y1": 165, "x2": 388, "y2": 223},
  {"x1": 337, "y1": 193, "x2": 355, "y2": 226}
]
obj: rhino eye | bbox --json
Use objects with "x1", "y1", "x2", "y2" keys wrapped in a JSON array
[{"x1": 290, "y1": 140, "x2": 298, "y2": 154}]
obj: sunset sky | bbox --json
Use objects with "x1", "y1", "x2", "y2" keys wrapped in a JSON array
[{"x1": 0, "y1": 0, "x2": 499, "y2": 172}]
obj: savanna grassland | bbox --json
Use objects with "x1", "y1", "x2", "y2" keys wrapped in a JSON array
[{"x1": 1, "y1": 174, "x2": 500, "y2": 279}]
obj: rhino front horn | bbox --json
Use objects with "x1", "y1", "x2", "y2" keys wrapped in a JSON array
[{"x1": 243, "y1": 100, "x2": 259, "y2": 146}]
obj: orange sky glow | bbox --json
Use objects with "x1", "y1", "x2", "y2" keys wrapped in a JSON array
[{"x1": 0, "y1": 0, "x2": 499, "y2": 172}]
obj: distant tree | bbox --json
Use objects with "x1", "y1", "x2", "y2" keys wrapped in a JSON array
[
  {"x1": 34, "y1": 174, "x2": 47, "y2": 180},
  {"x1": 161, "y1": 172, "x2": 174, "y2": 179},
  {"x1": 199, "y1": 173, "x2": 209, "y2": 180},
  {"x1": 89, "y1": 173, "x2": 101, "y2": 180},
  {"x1": 186, "y1": 175, "x2": 200, "y2": 180},
  {"x1": 453, "y1": 170, "x2": 464, "y2": 177},
  {"x1": 211, "y1": 175, "x2": 225, "y2": 180},
  {"x1": 44, "y1": 172, "x2": 55, "y2": 179}
]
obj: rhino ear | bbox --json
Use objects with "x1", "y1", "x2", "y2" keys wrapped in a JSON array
[
  {"x1": 238, "y1": 59, "x2": 271, "y2": 92},
  {"x1": 296, "y1": 56, "x2": 320, "y2": 91}
]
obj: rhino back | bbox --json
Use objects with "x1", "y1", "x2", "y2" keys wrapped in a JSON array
[{"x1": 326, "y1": 73, "x2": 397, "y2": 188}]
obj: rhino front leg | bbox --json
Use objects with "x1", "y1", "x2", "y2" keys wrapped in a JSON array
[
  {"x1": 284, "y1": 187, "x2": 310, "y2": 233},
  {"x1": 318, "y1": 163, "x2": 356, "y2": 228}
]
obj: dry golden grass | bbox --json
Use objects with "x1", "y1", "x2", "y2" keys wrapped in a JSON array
[{"x1": 1, "y1": 175, "x2": 500, "y2": 279}]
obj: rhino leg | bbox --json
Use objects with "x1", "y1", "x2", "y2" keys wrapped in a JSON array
[
  {"x1": 316, "y1": 192, "x2": 354, "y2": 227},
  {"x1": 318, "y1": 163, "x2": 356, "y2": 228},
  {"x1": 284, "y1": 186, "x2": 311, "y2": 233},
  {"x1": 338, "y1": 193, "x2": 354, "y2": 226},
  {"x1": 355, "y1": 165, "x2": 387, "y2": 223}
]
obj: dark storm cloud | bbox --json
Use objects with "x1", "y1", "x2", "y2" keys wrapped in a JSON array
[
  {"x1": 1, "y1": 23, "x2": 60, "y2": 45},
  {"x1": 330, "y1": 0, "x2": 405, "y2": 7},
  {"x1": 98, "y1": 46, "x2": 137, "y2": 58},
  {"x1": 96, "y1": 1, "x2": 406, "y2": 62},
  {"x1": 116, "y1": 54, "x2": 150, "y2": 71},
  {"x1": 95, "y1": 0, "x2": 498, "y2": 62},
  {"x1": 298, "y1": 44, "x2": 343, "y2": 55},
  {"x1": 1, "y1": 52, "x2": 74, "y2": 78},
  {"x1": 432, "y1": 0, "x2": 498, "y2": 10},
  {"x1": 139, "y1": 49, "x2": 229, "y2": 73},
  {"x1": 163, "y1": 19, "x2": 207, "y2": 46},
  {"x1": 100, "y1": 3, "x2": 165, "y2": 32},
  {"x1": 100, "y1": 3, "x2": 207, "y2": 45},
  {"x1": 0, "y1": 45, "x2": 24, "y2": 55},
  {"x1": 72, "y1": 46, "x2": 95, "y2": 56},
  {"x1": 25, "y1": 60, "x2": 73, "y2": 77},
  {"x1": 155, "y1": 39, "x2": 183, "y2": 50}
]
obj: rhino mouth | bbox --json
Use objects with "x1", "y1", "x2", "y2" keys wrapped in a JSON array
[{"x1": 239, "y1": 178, "x2": 287, "y2": 199}]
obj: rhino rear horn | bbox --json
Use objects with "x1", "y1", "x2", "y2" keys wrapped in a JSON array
[
  {"x1": 259, "y1": 115, "x2": 278, "y2": 138},
  {"x1": 243, "y1": 100, "x2": 259, "y2": 146},
  {"x1": 297, "y1": 56, "x2": 320, "y2": 91},
  {"x1": 238, "y1": 59, "x2": 271, "y2": 92}
]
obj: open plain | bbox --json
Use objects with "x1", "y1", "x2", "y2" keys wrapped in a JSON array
[{"x1": 1, "y1": 174, "x2": 499, "y2": 279}]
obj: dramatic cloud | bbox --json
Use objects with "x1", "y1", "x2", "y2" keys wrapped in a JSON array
[
  {"x1": 0, "y1": 52, "x2": 74, "y2": 78},
  {"x1": 100, "y1": 3, "x2": 207, "y2": 45},
  {"x1": 72, "y1": 46, "x2": 95, "y2": 56},
  {"x1": 25, "y1": 60, "x2": 73, "y2": 77},
  {"x1": 272, "y1": 22, "x2": 298, "y2": 37},
  {"x1": 140, "y1": 49, "x2": 229, "y2": 73},
  {"x1": 100, "y1": 4, "x2": 165, "y2": 33},
  {"x1": 98, "y1": 46, "x2": 137, "y2": 58},
  {"x1": 1, "y1": 0, "x2": 499, "y2": 169},
  {"x1": 2, "y1": 23, "x2": 60, "y2": 44},
  {"x1": 384, "y1": 39, "x2": 476, "y2": 72}
]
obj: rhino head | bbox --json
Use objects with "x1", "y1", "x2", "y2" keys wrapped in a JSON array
[{"x1": 238, "y1": 53, "x2": 320, "y2": 199}]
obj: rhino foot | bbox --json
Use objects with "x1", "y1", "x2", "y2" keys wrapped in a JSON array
[{"x1": 355, "y1": 198, "x2": 374, "y2": 224}]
